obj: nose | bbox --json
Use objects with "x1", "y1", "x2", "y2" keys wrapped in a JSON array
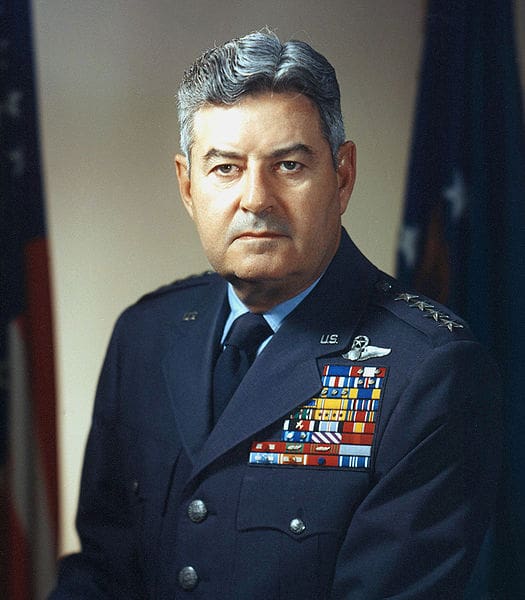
[{"x1": 239, "y1": 165, "x2": 274, "y2": 214}]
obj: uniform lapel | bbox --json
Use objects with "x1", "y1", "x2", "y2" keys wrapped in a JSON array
[
  {"x1": 162, "y1": 277, "x2": 228, "y2": 461},
  {"x1": 191, "y1": 230, "x2": 381, "y2": 481}
]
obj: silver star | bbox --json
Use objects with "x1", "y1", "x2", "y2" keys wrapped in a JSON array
[
  {"x1": 425, "y1": 309, "x2": 442, "y2": 322},
  {"x1": 395, "y1": 293, "x2": 419, "y2": 303},
  {"x1": 438, "y1": 318, "x2": 464, "y2": 331},
  {"x1": 412, "y1": 300, "x2": 434, "y2": 311}
]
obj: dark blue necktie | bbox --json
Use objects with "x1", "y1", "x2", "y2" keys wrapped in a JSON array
[{"x1": 212, "y1": 312, "x2": 273, "y2": 425}]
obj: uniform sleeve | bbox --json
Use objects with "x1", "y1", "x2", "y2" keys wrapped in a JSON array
[
  {"x1": 329, "y1": 340, "x2": 502, "y2": 600},
  {"x1": 50, "y1": 318, "x2": 145, "y2": 599}
]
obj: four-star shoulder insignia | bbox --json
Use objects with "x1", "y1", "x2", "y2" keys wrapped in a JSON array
[{"x1": 394, "y1": 293, "x2": 464, "y2": 332}]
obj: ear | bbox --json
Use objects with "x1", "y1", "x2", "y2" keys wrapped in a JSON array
[
  {"x1": 336, "y1": 141, "x2": 356, "y2": 215},
  {"x1": 174, "y1": 154, "x2": 194, "y2": 218}
]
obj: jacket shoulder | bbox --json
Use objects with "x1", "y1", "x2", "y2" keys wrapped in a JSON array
[
  {"x1": 112, "y1": 270, "x2": 223, "y2": 337},
  {"x1": 370, "y1": 276, "x2": 475, "y2": 346},
  {"x1": 134, "y1": 270, "x2": 219, "y2": 305}
]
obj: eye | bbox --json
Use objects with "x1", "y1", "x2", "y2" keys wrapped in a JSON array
[
  {"x1": 277, "y1": 161, "x2": 302, "y2": 173},
  {"x1": 215, "y1": 164, "x2": 236, "y2": 174}
]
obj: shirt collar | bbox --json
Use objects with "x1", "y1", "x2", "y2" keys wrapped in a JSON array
[{"x1": 221, "y1": 277, "x2": 321, "y2": 344}]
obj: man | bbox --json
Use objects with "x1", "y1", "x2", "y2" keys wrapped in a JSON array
[{"x1": 52, "y1": 31, "x2": 501, "y2": 599}]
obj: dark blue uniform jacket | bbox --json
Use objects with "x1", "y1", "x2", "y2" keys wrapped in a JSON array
[{"x1": 51, "y1": 229, "x2": 502, "y2": 599}]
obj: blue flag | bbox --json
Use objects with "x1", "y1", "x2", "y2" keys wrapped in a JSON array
[{"x1": 397, "y1": 1, "x2": 525, "y2": 597}]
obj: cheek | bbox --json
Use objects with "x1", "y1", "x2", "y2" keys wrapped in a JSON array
[
  {"x1": 195, "y1": 215, "x2": 221, "y2": 247},
  {"x1": 292, "y1": 203, "x2": 341, "y2": 256},
  {"x1": 294, "y1": 200, "x2": 335, "y2": 236},
  {"x1": 191, "y1": 187, "x2": 232, "y2": 233},
  {"x1": 191, "y1": 197, "x2": 220, "y2": 231},
  {"x1": 192, "y1": 208, "x2": 231, "y2": 267}
]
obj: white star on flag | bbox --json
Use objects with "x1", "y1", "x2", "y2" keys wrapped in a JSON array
[
  {"x1": 398, "y1": 224, "x2": 420, "y2": 268},
  {"x1": 443, "y1": 169, "x2": 467, "y2": 222}
]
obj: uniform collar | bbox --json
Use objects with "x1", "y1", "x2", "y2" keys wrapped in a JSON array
[{"x1": 221, "y1": 276, "x2": 322, "y2": 344}]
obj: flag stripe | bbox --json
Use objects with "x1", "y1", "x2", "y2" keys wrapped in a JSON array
[
  {"x1": 25, "y1": 237, "x2": 59, "y2": 537},
  {"x1": 7, "y1": 318, "x2": 33, "y2": 600}
]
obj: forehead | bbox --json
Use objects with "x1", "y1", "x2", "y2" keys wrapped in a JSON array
[{"x1": 191, "y1": 92, "x2": 327, "y2": 156}]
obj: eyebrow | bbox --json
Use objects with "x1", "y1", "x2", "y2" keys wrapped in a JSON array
[
  {"x1": 201, "y1": 143, "x2": 316, "y2": 165},
  {"x1": 269, "y1": 143, "x2": 315, "y2": 160},
  {"x1": 202, "y1": 148, "x2": 243, "y2": 163}
]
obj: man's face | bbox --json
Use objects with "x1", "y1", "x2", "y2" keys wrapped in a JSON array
[{"x1": 176, "y1": 92, "x2": 355, "y2": 306}]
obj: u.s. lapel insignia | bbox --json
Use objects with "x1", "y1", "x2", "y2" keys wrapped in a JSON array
[
  {"x1": 320, "y1": 333, "x2": 339, "y2": 344},
  {"x1": 342, "y1": 335, "x2": 391, "y2": 361}
]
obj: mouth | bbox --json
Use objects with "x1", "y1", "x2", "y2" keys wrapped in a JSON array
[{"x1": 235, "y1": 231, "x2": 285, "y2": 240}]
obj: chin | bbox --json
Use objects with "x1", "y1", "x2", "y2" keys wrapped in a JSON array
[
  {"x1": 234, "y1": 270, "x2": 285, "y2": 284},
  {"x1": 219, "y1": 253, "x2": 283, "y2": 278},
  {"x1": 229, "y1": 263, "x2": 290, "y2": 284}
]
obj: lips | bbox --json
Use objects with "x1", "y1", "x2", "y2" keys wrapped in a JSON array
[
  {"x1": 235, "y1": 231, "x2": 284, "y2": 240},
  {"x1": 240, "y1": 231, "x2": 281, "y2": 237}
]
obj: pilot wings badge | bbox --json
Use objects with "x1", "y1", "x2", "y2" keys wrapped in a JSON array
[{"x1": 342, "y1": 335, "x2": 391, "y2": 361}]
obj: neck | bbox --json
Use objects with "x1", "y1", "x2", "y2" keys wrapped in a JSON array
[
  {"x1": 227, "y1": 280, "x2": 289, "y2": 312},
  {"x1": 229, "y1": 274, "x2": 323, "y2": 313}
]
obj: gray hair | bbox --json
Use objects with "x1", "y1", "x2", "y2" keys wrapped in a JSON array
[{"x1": 177, "y1": 30, "x2": 346, "y2": 168}]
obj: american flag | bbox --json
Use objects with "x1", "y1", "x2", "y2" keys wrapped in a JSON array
[{"x1": 1, "y1": 1, "x2": 59, "y2": 597}]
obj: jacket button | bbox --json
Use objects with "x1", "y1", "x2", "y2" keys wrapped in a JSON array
[
  {"x1": 289, "y1": 518, "x2": 306, "y2": 535},
  {"x1": 178, "y1": 566, "x2": 198, "y2": 590},
  {"x1": 187, "y1": 499, "x2": 208, "y2": 523}
]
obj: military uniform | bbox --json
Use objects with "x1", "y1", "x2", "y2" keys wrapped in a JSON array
[{"x1": 51, "y1": 229, "x2": 501, "y2": 599}]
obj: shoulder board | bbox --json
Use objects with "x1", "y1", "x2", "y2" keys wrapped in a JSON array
[
  {"x1": 371, "y1": 275, "x2": 470, "y2": 338},
  {"x1": 135, "y1": 270, "x2": 217, "y2": 304}
]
